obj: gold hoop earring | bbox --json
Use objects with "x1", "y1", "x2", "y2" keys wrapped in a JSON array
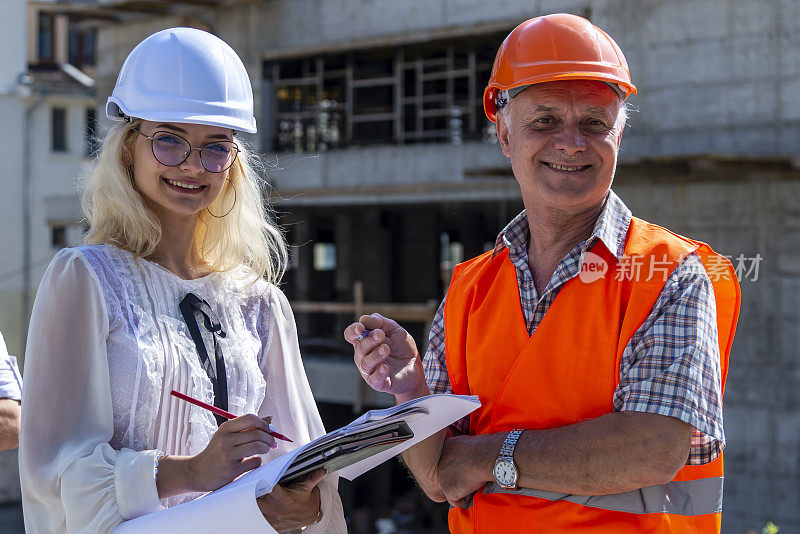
[
  {"x1": 127, "y1": 166, "x2": 137, "y2": 188},
  {"x1": 207, "y1": 178, "x2": 237, "y2": 218}
]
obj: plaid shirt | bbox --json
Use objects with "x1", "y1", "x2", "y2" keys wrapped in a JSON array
[{"x1": 423, "y1": 191, "x2": 724, "y2": 465}]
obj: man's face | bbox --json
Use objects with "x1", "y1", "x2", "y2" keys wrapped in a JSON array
[{"x1": 496, "y1": 80, "x2": 624, "y2": 213}]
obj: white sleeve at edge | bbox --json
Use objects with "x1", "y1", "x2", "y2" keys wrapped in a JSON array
[{"x1": 19, "y1": 249, "x2": 163, "y2": 534}]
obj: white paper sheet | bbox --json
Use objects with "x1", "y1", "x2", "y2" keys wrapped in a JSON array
[{"x1": 114, "y1": 394, "x2": 480, "y2": 533}]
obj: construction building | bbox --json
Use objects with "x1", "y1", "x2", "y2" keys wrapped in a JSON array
[
  {"x1": 1, "y1": 0, "x2": 798, "y2": 531},
  {"x1": 0, "y1": 2, "x2": 98, "y2": 522}
]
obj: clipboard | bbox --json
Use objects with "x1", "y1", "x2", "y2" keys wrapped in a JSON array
[
  {"x1": 280, "y1": 421, "x2": 414, "y2": 484},
  {"x1": 114, "y1": 394, "x2": 482, "y2": 534}
]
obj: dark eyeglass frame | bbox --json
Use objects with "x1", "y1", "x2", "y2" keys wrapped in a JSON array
[{"x1": 134, "y1": 129, "x2": 239, "y2": 173}]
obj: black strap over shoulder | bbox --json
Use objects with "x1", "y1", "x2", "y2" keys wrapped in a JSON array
[{"x1": 179, "y1": 293, "x2": 229, "y2": 426}]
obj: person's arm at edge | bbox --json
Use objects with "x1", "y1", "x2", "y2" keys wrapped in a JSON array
[{"x1": 0, "y1": 398, "x2": 21, "y2": 450}]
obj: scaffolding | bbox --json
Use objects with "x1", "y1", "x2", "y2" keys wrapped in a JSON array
[{"x1": 264, "y1": 32, "x2": 507, "y2": 152}]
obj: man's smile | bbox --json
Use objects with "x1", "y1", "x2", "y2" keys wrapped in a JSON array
[{"x1": 541, "y1": 161, "x2": 592, "y2": 172}]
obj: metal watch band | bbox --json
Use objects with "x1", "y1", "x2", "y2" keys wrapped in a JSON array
[{"x1": 499, "y1": 429, "x2": 524, "y2": 460}]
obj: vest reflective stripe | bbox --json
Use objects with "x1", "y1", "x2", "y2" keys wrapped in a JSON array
[
  {"x1": 444, "y1": 216, "x2": 741, "y2": 534},
  {"x1": 482, "y1": 477, "x2": 723, "y2": 516}
]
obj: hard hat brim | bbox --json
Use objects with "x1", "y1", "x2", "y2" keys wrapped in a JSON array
[
  {"x1": 106, "y1": 97, "x2": 258, "y2": 134},
  {"x1": 483, "y1": 73, "x2": 637, "y2": 123}
]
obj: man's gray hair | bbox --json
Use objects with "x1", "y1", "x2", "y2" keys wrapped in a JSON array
[{"x1": 496, "y1": 88, "x2": 629, "y2": 130}]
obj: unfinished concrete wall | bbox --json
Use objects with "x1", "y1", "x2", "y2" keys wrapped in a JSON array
[
  {"x1": 97, "y1": 0, "x2": 800, "y2": 159},
  {"x1": 596, "y1": 0, "x2": 800, "y2": 158},
  {"x1": 614, "y1": 163, "x2": 798, "y2": 532}
]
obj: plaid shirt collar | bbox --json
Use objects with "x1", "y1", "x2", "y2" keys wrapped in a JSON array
[{"x1": 491, "y1": 190, "x2": 632, "y2": 260}]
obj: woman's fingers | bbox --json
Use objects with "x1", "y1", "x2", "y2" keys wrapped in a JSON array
[
  {"x1": 227, "y1": 427, "x2": 277, "y2": 449},
  {"x1": 235, "y1": 440, "x2": 274, "y2": 458},
  {"x1": 221, "y1": 413, "x2": 268, "y2": 433},
  {"x1": 236, "y1": 455, "x2": 262, "y2": 475}
]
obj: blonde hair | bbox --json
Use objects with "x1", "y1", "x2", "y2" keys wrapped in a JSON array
[{"x1": 81, "y1": 119, "x2": 288, "y2": 285}]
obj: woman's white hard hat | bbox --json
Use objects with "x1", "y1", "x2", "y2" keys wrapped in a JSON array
[{"x1": 106, "y1": 27, "x2": 257, "y2": 134}]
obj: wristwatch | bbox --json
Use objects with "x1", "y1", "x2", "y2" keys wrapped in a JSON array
[{"x1": 493, "y1": 429, "x2": 523, "y2": 490}]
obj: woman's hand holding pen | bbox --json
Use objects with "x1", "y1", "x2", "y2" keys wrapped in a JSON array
[
  {"x1": 156, "y1": 414, "x2": 276, "y2": 498},
  {"x1": 189, "y1": 414, "x2": 277, "y2": 491}
]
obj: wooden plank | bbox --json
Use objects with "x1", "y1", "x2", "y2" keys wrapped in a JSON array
[
  {"x1": 403, "y1": 94, "x2": 449, "y2": 104},
  {"x1": 351, "y1": 112, "x2": 396, "y2": 123},
  {"x1": 316, "y1": 57, "x2": 324, "y2": 101},
  {"x1": 419, "y1": 108, "x2": 455, "y2": 118},
  {"x1": 291, "y1": 300, "x2": 438, "y2": 323},
  {"x1": 275, "y1": 77, "x2": 319, "y2": 87},
  {"x1": 345, "y1": 53, "x2": 353, "y2": 143},
  {"x1": 351, "y1": 76, "x2": 397, "y2": 88},
  {"x1": 419, "y1": 69, "x2": 472, "y2": 81},
  {"x1": 415, "y1": 58, "x2": 423, "y2": 134},
  {"x1": 275, "y1": 111, "x2": 325, "y2": 120},
  {"x1": 403, "y1": 130, "x2": 450, "y2": 140},
  {"x1": 446, "y1": 44, "x2": 455, "y2": 111},
  {"x1": 301, "y1": 59, "x2": 311, "y2": 150},
  {"x1": 394, "y1": 49, "x2": 404, "y2": 144},
  {"x1": 468, "y1": 50, "x2": 477, "y2": 133}
]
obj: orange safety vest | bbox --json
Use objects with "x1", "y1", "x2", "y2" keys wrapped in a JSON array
[{"x1": 444, "y1": 217, "x2": 740, "y2": 533}]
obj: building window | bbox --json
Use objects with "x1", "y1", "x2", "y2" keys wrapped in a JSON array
[
  {"x1": 265, "y1": 31, "x2": 507, "y2": 152},
  {"x1": 313, "y1": 242, "x2": 337, "y2": 271},
  {"x1": 37, "y1": 12, "x2": 55, "y2": 63},
  {"x1": 84, "y1": 107, "x2": 98, "y2": 157},
  {"x1": 52, "y1": 107, "x2": 67, "y2": 152},
  {"x1": 51, "y1": 226, "x2": 67, "y2": 250},
  {"x1": 68, "y1": 22, "x2": 97, "y2": 69}
]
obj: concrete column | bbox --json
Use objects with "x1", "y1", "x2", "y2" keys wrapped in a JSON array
[
  {"x1": 292, "y1": 210, "x2": 313, "y2": 302},
  {"x1": 394, "y1": 209, "x2": 439, "y2": 303},
  {"x1": 334, "y1": 210, "x2": 353, "y2": 300},
  {"x1": 352, "y1": 207, "x2": 392, "y2": 303}
]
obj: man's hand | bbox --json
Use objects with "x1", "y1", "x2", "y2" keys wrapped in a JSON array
[
  {"x1": 345, "y1": 314, "x2": 447, "y2": 501},
  {"x1": 438, "y1": 433, "x2": 499, "y2": 508},
  {"x1": 0, "y1": 398, "x2": 20, "y2": 450},
  {"x1": 257, "y1": 468, "x2": 325, "y2": 531},
  {"x1": 344, "y1": 313, "x2": 426, "y2": 400}
]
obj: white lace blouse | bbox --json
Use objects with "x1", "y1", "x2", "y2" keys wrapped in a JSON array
[{"x1": 19, "y1": 245, "x2": 346, "y2": 533}]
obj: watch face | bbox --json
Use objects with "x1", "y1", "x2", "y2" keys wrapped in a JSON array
[{"x1": 493, "y1": 460, "x2": 517, "y2": 487}]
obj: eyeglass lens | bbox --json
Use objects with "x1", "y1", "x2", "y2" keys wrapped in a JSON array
[{"x1": 151, "y1": 132, "x2": 237, "y2": 173}]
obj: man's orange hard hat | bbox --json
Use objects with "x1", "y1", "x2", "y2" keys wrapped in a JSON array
[{"x1": 483, "y1": 13, "x2": 637, "y2": 122}]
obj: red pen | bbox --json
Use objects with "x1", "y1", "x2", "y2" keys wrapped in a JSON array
[{"x1": 170, "y1": 389, "x2": 293, "y2": 442}]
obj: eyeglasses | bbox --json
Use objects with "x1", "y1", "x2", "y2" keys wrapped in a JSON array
[{"x1": 134, "y1": 129, "x2": 239, "y2": 173}]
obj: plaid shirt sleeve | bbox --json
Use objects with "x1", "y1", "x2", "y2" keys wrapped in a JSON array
[
  {"x1": 422, "y1": 295, "x2": 471, "y2": 434},
  {"x1": 613, "y1": 253, "x2": 725, "y2": 465}
]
